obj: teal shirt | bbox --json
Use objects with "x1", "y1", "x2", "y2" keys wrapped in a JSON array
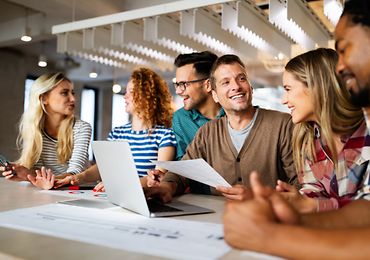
[{"x1": 172, "y1": 107, "x2": 225, "y2": 161}]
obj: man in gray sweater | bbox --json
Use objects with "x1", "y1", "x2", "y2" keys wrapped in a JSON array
[{"x1": 147, "y1": 54, "x2": 297, "y2": 201}]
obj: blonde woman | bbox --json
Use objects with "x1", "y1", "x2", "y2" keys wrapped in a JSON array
[
  {"x1": 278, "y1": 48, "x2": 367, "y2": 212},
  {"x1": 1, "y1": 72, "x2": 91, "y2": 189},
  {"x1": 55, "y1": 67, "x2": 176, "y2": 191}
]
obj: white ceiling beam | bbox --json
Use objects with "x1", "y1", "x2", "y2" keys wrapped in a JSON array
[
  {"x1": 222, "y1": 1, "x2": 292, "y2": 58},
  {"x1": 269, "y1": 0, "x2": 316, "y2": 50},
  {"x1": 81, "y1": 24, "x2": 175, "y2": 63},
  {"x1": 52, "y1": 0, "x2": 235, "y2": 34},
  {"x1": 287, "y1": 0, "x2": 331, "y2": 47},
  {"x1": 57, "y1": 30, "x2": 153, "y2": 68},
  {"x1": 56, "y1": 32, "x2": 83, "y2": 53},
  {"x1": 144, "y1": 15, "x2": 209, "y2": 55},
  {"x1": 71, "y1": 50, "x2": 127, "y2": 69},
  {"x1": 324, "y1": 0, "x2": 344, "y2": 26},
  {"x1": 111, "y1": 21, "x2": 176, "y2": 62},
  {"x1": 181, "y1": 8, "x2": 258, "y2": 60}
]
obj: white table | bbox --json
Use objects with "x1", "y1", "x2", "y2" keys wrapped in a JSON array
[{"x1": 0, "y1": 178, "x2": 269, "y2": 260}]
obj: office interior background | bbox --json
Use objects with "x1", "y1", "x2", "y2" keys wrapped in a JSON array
[{"x1": 0, "y1": 0, "x2": 343, "y2": 161}]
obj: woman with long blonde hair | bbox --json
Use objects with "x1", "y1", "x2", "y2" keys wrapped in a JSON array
[
  {"x1": 1, "y1": 72, "x2": 91, "y2": 189},
  {"x1": 278, "y1": 48, "x2": 367, "y2": 212},
  {"x1": 55, "y1": 67, "x2": 176, "y2": 191}
]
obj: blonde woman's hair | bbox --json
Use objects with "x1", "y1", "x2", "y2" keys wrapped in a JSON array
[
  {"x1": 17, "y1": 72, "x2": 75, "y2": 168},
  {"x1": 285, "y1": 48, "x2": 363, "y2": 172}
]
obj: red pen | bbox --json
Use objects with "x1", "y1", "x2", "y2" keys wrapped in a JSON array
[{"x1": 68, "y1": 185, "x2": 94, "y2": 190}]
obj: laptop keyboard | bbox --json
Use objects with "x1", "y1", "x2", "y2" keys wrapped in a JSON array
[{"x1": 147, "y1": 200, "x2": 182, "y2": 213}]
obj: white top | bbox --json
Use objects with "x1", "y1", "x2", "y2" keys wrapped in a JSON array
[{"x1": 34, "y1": 119, "x2": 92, "y2": 175}]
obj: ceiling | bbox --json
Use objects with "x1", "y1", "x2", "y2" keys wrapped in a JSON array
[{"x1": 0, "y1": 0, "x2": 341, "y2": 87}]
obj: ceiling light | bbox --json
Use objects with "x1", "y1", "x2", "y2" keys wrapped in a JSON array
[
  {"x1": 89, "y1": 70, "x2": 98, "y2": 78},
  {"x1": 38, "y1": 55, "x2": 47, "y2": 67},
  {"x1": 21, "y1": 27, "x2": 32, "y2": 42},
  {"x1": 21, "y1": 8, "x2": 32, "y2": 42},
  {"x1": 112, "y1": 83, "x2": 122, "y2": 93}
]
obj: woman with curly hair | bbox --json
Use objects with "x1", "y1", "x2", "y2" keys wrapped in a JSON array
[
  {"x1": 1, "y1": 72, "x2": 92, "y2": 189},
  {"x1": 55, "y1": 68, "x2": 176, "y2": 191}
]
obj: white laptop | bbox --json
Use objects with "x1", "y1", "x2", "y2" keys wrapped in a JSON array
[{"x1": 92, "y1": 141, "x2": 214, "y2": 218}]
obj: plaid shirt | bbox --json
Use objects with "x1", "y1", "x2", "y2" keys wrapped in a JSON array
[{"x1": 299, "y1": 121, "x2": 370, "y2": 211}]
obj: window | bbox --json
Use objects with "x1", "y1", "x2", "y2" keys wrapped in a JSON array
[
  {"x1": 80, "y1": 88, "x2": 97, "y2": 160},
  {"x1": 252, "y1": 86, "x2": 289, "y2": 113},
  {"x1": 112, "y1": 93, "x2": 129, "y2": 129},
  {"x1": 24, "y1": 78, "x2": 36, "y2": 111}
]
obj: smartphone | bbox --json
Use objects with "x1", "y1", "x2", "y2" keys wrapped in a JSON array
[{"x1": 0, "y1": 154, "x2": 16, "y2": 175}]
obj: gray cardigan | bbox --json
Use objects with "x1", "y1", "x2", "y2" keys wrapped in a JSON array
[{"x1": 164, "y1": 108, "x2": 297, "y2": 195}]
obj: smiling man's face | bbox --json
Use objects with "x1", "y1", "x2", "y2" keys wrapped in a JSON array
[
  {"x1": 211, "y1": 62, "x2": 253, "y2": 114},
  {"x1": 335, "y1": 14, "x2": 370, "y2": 106}
]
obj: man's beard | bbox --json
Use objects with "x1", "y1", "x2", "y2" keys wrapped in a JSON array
[{"x1": 349, "y1": 84, "x2": 370, "y2": 107}]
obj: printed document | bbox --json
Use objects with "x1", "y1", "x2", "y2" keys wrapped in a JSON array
[
  {"x1": 155, "y1": 159, "x2": 231, "y2": 188},
  {"x1": 0, "y1": 204, "x2": 230, "y2": 260}
]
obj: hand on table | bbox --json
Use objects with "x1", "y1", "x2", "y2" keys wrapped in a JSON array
[
  {"x1": 27, "y1": 167, "x2": 55, "y2": 190},
  {"x1": 93, "y1": 181, "x2": 105, "y2": 192}
]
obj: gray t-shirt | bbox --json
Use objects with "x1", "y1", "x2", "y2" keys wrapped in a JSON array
[{"x1": 227, "y1": 108, "x2": 259, "y2": 153}]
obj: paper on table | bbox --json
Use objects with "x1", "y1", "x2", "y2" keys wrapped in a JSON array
[
  {"x1": 40, "y1": 189, "x2": 108, "y2": 201},
  {"x1": 0, "y1": 203, "x2": 230, "y2": 260},
  {"x1": 154, "y1": 158, "x2": 231, "y2": 188}
]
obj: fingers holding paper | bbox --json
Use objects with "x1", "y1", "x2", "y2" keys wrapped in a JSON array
[
  {"x1": 216, "y1": 171, "x2": 272, "y2": 201},
  {"x1": 216, "y1": 184, "x2": 252, "y2": 201}
]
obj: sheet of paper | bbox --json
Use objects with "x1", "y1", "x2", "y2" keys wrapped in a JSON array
[
  {"x1": 155, "y1": 159, "x2": 231, "y2": 188},
  {"x1": 241, "y1": 251, "x2": 285, "y2": 260},
  {"x1": 0, "y1": 204, "x2": 230, "y2": 260},
  {"x1": 40, "y1": 189, "x2": 108, "y2": 201}
]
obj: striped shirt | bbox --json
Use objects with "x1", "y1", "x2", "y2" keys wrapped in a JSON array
[
  {"x1": 299, "y1": 122, "x2": 370, "y2": 211},
  {"x1": 34, "y1": 119, "x2": 92, "y2": 176},
  {"x1": 107, "y1": 123, "x2": 177, "y2": 177}
]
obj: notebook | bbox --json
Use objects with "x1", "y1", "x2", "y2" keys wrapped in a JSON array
[{"x1": 92, "y1": 140, "x2": 213, "y2": 217}]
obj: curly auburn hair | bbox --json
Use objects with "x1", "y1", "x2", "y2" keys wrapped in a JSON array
[{"x1": 130, "y1": 68, "x2": 173, "y2": 128}]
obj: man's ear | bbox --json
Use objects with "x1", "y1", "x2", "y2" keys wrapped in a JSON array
[
  {"x1": 204, "y1": 79, "x2": 213, "y2": 93},
  {"x1": 212, "y1": 89, "x2": 219, "y2": 103}
]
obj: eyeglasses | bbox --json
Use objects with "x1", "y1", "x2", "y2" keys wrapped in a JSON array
[{"x1": 173, "y1": 78, "x2": 208, "y2": 92}]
